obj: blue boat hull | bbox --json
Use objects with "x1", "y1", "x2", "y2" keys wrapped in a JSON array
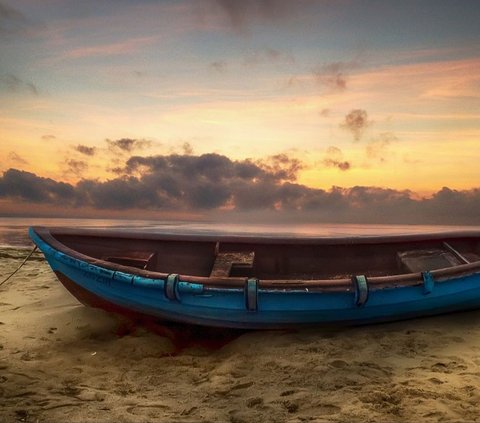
[{"x1": 29, "y1": 227, "x2": 480, "y2": 329}]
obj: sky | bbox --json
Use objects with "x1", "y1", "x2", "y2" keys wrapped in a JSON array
[{"x1": 0, "y1": 0, "x2": 479, "y2": 223}]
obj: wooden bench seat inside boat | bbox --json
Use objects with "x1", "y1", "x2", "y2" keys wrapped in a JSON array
[
  {"x1": 397, "y1": 249, "x2": 462, "y2": 273},
  {"x1": 463, "y1": 252, "x2": 480, "y2": 262},
  {"x1": 210, "y1": 251, "x2": 255, "y2": 277},
  {"x1": 102, "y1": 251, "x2": 156, "y2": 270}
]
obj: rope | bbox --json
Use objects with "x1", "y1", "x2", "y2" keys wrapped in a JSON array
[{"x1": 0, "y1": 245, "x2": 38, "y2": 289}]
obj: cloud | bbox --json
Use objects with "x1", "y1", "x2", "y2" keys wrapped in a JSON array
[
  {"x1": 366, "y1": 132, "x2": 397, "y2": 162},
  {"x1": 106, "y1": 138, "x2": 151, "y2": 153},
  {"x1": 7, "y1": 151, "x2": 28, "y2": 165},
  {"x1": 323, "y1": 146, "x2": 351, "y2": 171},
  {"x1": 74, "y1": 144, "x2": 96, "y2": 156},
  {"x1": 1, "y1": 73, "x2": 39, "y2": 96},
  {"x1": 0, "y1": 153, "x2": 302, "y2": 211},
  {"x1": 182, "y1": 142, "x2": 194, "y2": 155},
  {"x1": 424, "y1": 187, "x2": 480, "y2": 224},
  {"x1": 65, "y1": 37, "x2": 157, "y2": 59},
  {"x1": 1, "y1": 154, "x2": 480, "y2": 224},
  {"x1": 75, "y1": 177, "x2": 155, "y2": 210},
  {"x1": 341, "y1": 109, "x2": 372, "y2": 141},
  {"x1": 255, "y1": 153, "x2": 305, "y2": 181},
  {"x1": 41, "y1": 134, "x2": 56, "y2": 141},
  {"x1": 65, "y1": 159, "x2": 88, "y2": 177},
  {"x1": 0, "y1": 168, "x2": 76, "y2": 204},
  {"x1": 313, "y1": 60, "x2": 359, "y2": 91}
]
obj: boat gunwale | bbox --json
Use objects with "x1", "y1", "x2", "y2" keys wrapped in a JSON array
[{"x1": 30, "y1": 226, "x2": 480, "y2": 290}]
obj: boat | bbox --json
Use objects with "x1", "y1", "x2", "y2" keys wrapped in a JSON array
[{"x1": 28, "y1": 226, "x2": 480, "y2": 329}]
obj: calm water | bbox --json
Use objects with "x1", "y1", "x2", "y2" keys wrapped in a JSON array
[{"x1": 1, "y1": 217, "x2": 479, "y2": 248}]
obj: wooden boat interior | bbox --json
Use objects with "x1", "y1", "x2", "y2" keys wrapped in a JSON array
[{"x1": 49, "y1": 229, "x2": 480, "y2": 280}]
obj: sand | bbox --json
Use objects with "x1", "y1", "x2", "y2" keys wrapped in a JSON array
[{"x1": 1, "y1": 248, "x2": 480, "y2": 422}]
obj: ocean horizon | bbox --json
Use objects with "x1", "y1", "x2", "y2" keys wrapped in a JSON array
[{"x1": 2, "y1": 216, "x2": 479, "y2": 248}]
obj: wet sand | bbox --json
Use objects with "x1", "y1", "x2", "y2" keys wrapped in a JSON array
[{"x1": 1, "y1": 247, "x2": 480, "y2": 422}]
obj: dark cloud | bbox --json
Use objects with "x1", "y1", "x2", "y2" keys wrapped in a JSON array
[
  {"x1": 1, "y1": 73, "x2": 39, "y2": 96},
  {"x1": 75, "y1": 177, "x2": 153, "y2": 210},
  {"x1": 1, "y1": 154, "x2": 480, "y2": 224},
  {"x1": 255, "y1": 154, "x2": 305, "y2": 182},
  {"x1": 341, "y1": 109, "x2": 371, "y2": 141},
  {"x1": 106, "y1": 138, "x2": 151, "y2": 153},
  {"x1": 323, "y1": 146, "x2": 351, "y2": 171},
  {"x1": 313, "y1": 61, "x2": 359, "y2": 91},
  {"x1": 182, "y1": 142, "x2": 194, "y2": 155},
  {"x1": 335, "y1": 162, "x2": 352, "y2": 172},
  {"x1": 0, "y1": 154, "x2": 301, "y2": 212},
  {"x1": 8, "y1": 151, "x2": 28, "y2": 165},
  {"x1": 0, "y1": 168, "x2": 76, "y2": 204},
  {"x1": 125, "y1": 153, "x2": 264, "y2": 182},
  {"x1": 74, "y1": 144, "x2": 96, "y2": 156},
  {"x1": 424, "y1": 187, "x2": 480, "y2": 225},
  {"x1": 65, "y1": 159, "x2": 88, "y2": 177},
  {"x1": 331, "y1": 186, "x2": 417, "y2": 222}
]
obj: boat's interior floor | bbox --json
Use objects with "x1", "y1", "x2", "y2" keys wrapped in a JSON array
[{"x1": 53, "y1": 233, "x2": 480, "y2": 279}]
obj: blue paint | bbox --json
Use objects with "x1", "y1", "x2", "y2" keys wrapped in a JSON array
[
  {"x1": 29, "y1": 227, "x2": 480, "y2": 329},
  {"x1": 422, "y1": 271, "x2": 435, "y2": 294},
  {"x1": 113, "y1": 271, "x2": 134, "y2": 284},
  {"x1": 132, "y1": 275, "x2": 164, "y2": 289},
  {"x1": 177, "y1": 281, "x2": 204, "y2": 295}
]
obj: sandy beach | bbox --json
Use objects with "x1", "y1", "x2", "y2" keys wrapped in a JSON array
[{"x1": 2, "y1": 247, "x2": 480, "y2": 422}]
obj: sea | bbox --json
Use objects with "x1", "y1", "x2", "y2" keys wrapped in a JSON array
[{"x1": 1, "y1": 217, "x2": 479, "y2": 249}]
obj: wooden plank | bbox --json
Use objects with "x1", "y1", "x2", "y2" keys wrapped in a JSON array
[
  {"x1": 442, "y1": 242, "x2": 470, "y2": 264},
  {"x1": 397, "y1": 249, "x2": 461, "y2": 273},
  {"x1": 102, "y1": 251, "x2": 155, "y2": 270},
  {"x1": 210, "y1": 251, "x2": 255, "y2": 278}
]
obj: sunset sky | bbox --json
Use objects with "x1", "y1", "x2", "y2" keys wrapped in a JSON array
[{"x1": 1, "y1": 0, "x2": 479, "y2": 223}]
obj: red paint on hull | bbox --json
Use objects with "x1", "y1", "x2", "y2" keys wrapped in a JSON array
[{"x1": 53, "y1": 271, "x2": 246, "y2": 351}]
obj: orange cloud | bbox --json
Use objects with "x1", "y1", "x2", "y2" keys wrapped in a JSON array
[{"x1": 65, "y1": 36, "x2": 158, "y2": 59}]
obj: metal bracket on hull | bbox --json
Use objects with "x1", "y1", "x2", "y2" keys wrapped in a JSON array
[
  {"x1": 245, "y1": 278, "x2": 258, "y2": 312},
  {"x1": 352, "y1": 275, "x2": 368, "y2": 307},
  {"x1": 422, "y1": 271, "x2": 435, "y2": 295},
  {"x1": 165, "y1": 274, "x2": 179, "y2": 301}
]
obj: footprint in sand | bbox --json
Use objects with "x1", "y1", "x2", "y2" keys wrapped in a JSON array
[
  {"x1": 329, "y1": 359, "x2": 348, "y2": 368},
  {"x1": 282, "y1": 400, "x2": 299, "y2": 413},
  {"x1": 430, "y1": 361, "x2": 467, "y2": 373},
  {"x1": 280, "y1": 390, "x2": 296, "y2": 397},
  {"x1": 246, "y1": 397, "x2": 263, "y2": 408}
]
